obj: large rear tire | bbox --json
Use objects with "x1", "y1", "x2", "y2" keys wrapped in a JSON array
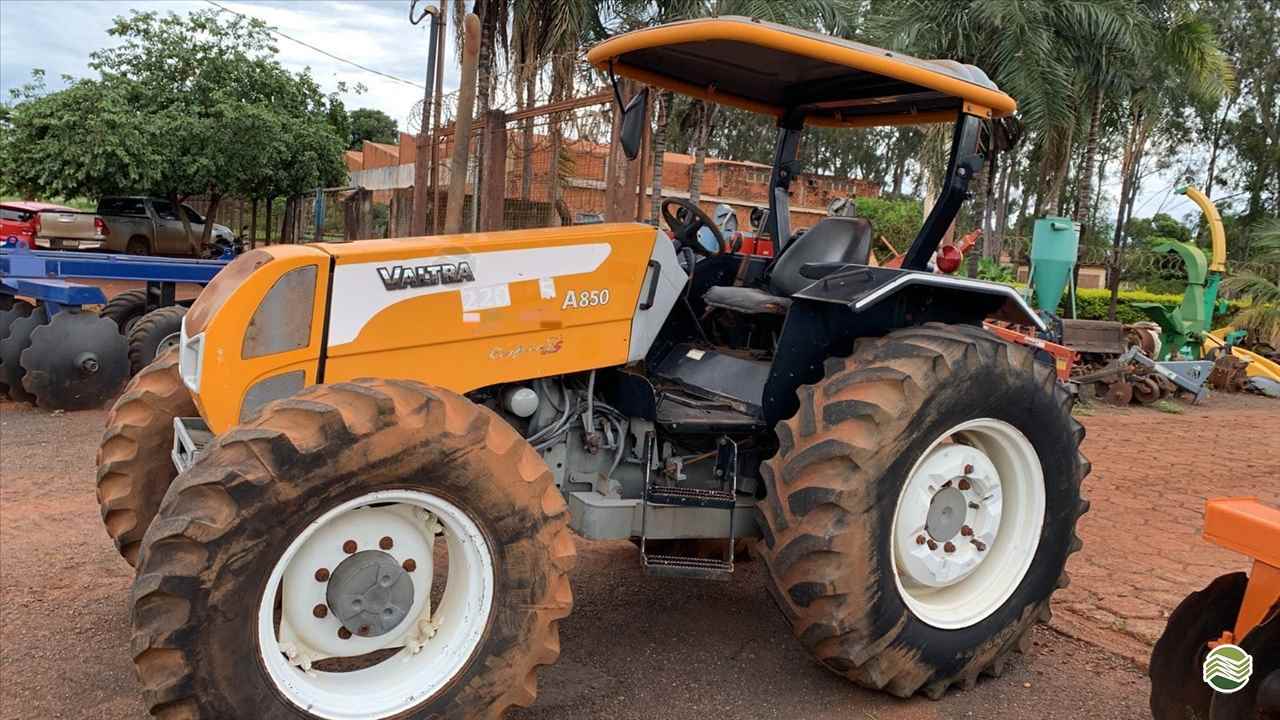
[
  {"x1": 757, "y1": 323, "x2": 1088, "y2": 699},
  {"x1": 97, "y1": 347, "x2": 195, "y2": 566},
  {"x1": 130, "y1": 379, "x2": 574, "y2": 719}
]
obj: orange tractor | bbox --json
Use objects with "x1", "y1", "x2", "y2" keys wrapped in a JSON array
[{"x1": 1150, "y1": 497, "x2": 1280, "y2": 719}]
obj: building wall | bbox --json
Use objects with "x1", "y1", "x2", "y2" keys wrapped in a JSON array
[{"x1": 344, "y1": 132, "x2": 880, "y2": 233}]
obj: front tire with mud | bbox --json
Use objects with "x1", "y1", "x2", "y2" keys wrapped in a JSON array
[
  {"x1": 96, "y1": 347, "x2": 194, "y2": 566},
  {"x1": 130, "y1": 379, "x2": 574, "y2": 719},
  {"x1": 757, "y1": 323, "x2": 1088, "y2": 699}
]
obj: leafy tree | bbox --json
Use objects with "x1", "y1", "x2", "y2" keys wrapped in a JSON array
[
  {"x1": 854, "y1": 196, "x2": 923, "y2": 251},
  {"x1": 348, "y1": 108, "x2": 399, "y2": 149},
  {"x1": 1126, "y1": 212, "x2": 1193, "y2": 244},
  {"x1": 868, "y1": 0, "x2": 1147, "y2": 263},
  {"x1": 0, "y1": 10, "x2": 346, "y2": 252},
  {"x1": 1102, "y1": 3, "x2": 1232, "y2": 317}
]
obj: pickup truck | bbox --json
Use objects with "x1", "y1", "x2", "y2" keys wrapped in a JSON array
[{"x1": 36, "y1": 196, "x2": 236, "y2": 256}]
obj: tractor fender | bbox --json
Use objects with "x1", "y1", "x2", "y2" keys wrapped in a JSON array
[
  {"x1": 763, "y1": 266, "x2": 1043, "y2": 424},
  {"x1": 792, "y1": 265, "x2": 1044, "y2": 330}
]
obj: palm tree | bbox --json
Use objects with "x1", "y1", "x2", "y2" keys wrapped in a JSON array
[
  {"x1": 1104, "y1": 4, "x2": 1233, "y2": 318},
  {"x1": 510, "y1": 0, "x2": 606, "y2": 224},
  {"x1": 870, "y1": 0, "x2": 1147, "y2": 262},
  {"x1": 1225, "y1": 221, "x2": 1280, "y2": 346}
]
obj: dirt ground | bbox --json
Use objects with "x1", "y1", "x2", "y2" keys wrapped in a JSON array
[{"x1": 1, "y1": 392, "x2": 1276, "y2": 720}]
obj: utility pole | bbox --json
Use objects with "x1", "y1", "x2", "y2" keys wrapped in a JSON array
[
  {"x1": 410, "y1": 1, "x2": 441, "y2": 236},
  {"x1": 430, "y1": 0, "x2": 446, "y2": 235}
]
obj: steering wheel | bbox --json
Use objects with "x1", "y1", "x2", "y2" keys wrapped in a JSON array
[{"x1": 661, "y1": 198, "x2": 726, "y2": 256}]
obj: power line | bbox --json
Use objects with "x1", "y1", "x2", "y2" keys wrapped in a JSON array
[{"x1": 204, "y1": 0, "x2": 425, "y2": 90}]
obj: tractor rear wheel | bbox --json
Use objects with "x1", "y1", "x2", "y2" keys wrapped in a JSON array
[
  {"x1": 97, "y1": 347, "x2": 194, "y2": 565},
  {"x1": 129, "y1": 379, "x2": 574, "y2": 719},
  {"x1": 757, "y1": 323, "x2": 1088, "y2": 699}
]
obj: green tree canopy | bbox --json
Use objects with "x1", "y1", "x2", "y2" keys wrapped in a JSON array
[
  {"x1": 0, "y1": 9, "x2": 347, "y2": 249},
  {"x1": 348, "y1": 108, "x2": 399, "y2": 149},
  {"x1": 1126, "y1": 212, "x2": 1193, "y2": 244}
]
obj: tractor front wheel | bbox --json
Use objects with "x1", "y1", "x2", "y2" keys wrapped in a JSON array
[
  {"x1": 757, "y1": 323, "x2": 1089, "y2": 699},
  {"x1": 97, "y1": 347, "x2": 194, "y2": 565},
  {"x1": 129, "y1": 379, "x2": 574, "y2": 719}
]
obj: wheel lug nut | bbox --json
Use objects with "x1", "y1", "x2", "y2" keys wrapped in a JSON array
[
  {"x1": 926, "y1": 539, "x2": 938, "y2": 551},
  {"x1": 960, "y1": 525, "x2": 973, "y2": 537},
  {"x1": 315, "y1": 568, "x2": 330, "y2": 582},
  {"x1": 915, "y1": 535, "x2": 926, "y2": 545},
  {"x1": 312, "y1": 604, "x2": 328, "y2": 619},
  {"x1": 379, "y1": 536, "x2": 394, "y2": 550},
  {"x1": 337, "y1": 627, "x2": 352, "y2": 640},
  {"x1": 343, "y1": 540, "x2": 357, "y2": 554},
  {"x1": 358, "y1": 625, "x2": 371, "y2": 636},
  {"x1": 968, "y1": 502, "x2": 980, "y2": 510},
  {"x1": 403, "y1": 558, "x2": 417, "y2": 572},
  {"x1": 944, "y1": 542, "x2": 956, "y2": 553},
  {"x1": 964, "y1": 464, "x2": 974, "y2": 474},
  {"x1": 972, "y1": 539, "x2": 987, "y2": 551},
  {"x1": 958, "y1": 478, "x2": 971, "y2": 490}
]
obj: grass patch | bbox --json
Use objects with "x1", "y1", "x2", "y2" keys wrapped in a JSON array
[
  {"x1": 1153, "y1": 399, "x2": 1184, "y2": 414},
  {"x1": 1071, "y1": 402, "x2": 1096, "y2": 417}
]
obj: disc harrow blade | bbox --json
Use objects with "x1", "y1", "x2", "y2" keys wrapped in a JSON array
[
  {"x1": 0, "y1": 305, "x2": 48, "y2": 403},
  {"x1": 19, "y1": 309, "x2": 129, "y2": 411},
  {"x1": 1210, "y1": 603, "x2": 1280, "y2": 720},
  {"x1": 1150, "y1": 572, "x2": 1249, "y2": 720}
]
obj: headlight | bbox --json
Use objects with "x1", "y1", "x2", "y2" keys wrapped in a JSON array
[
  {"x1": 239, "y1": 371, "x2": 305, "y2": 422},
  {"x1": 179, "y1": 319, "x2": 205, "y2": 393}
]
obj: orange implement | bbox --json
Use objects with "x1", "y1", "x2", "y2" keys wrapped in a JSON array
[
  {"x1": 1204, "y1": 497, "x2": 1280, "y2": 642},
  {"x1": 983, "y1": 322, "x2": 1077, "y2": 381}
]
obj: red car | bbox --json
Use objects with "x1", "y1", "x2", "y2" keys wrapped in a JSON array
[{"x1": 0, "y1": 200, "x2": 77, "y2": 249}]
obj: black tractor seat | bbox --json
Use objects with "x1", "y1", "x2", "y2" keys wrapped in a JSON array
[{"x1": 703, "y1": 216, "x2": 872, "y2": 315}]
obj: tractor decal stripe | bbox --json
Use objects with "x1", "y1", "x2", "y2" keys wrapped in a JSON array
[{"x1": 326, "y1": 243, "x2": 612, "y2": 346}]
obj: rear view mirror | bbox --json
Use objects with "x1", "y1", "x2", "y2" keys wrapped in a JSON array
[{"x1": 620, "y1": 87, "x2": 649, "y2": 161}]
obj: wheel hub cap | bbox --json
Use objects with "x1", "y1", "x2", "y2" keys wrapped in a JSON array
[
  {"x1": 926, "y1": 486, "x2": 967, "y2": 541},
  {"x1": 326, "y1": 550, "x2": 414, "y2": 637},
  {"x1": 76, "y1": 352, "x2": 100, "y2": 374}
]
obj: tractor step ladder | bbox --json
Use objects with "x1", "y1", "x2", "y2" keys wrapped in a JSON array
[{"x1": 639, "y1": 433, "x2": 737, "y2": 580}]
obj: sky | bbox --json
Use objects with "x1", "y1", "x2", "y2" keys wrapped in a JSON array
[
  {"x1": 0, "y1": 0, "x2": 1205, "y2": 224},
  {"x1": 0, "y1": 0, "x2": 461, "y2": 131}
]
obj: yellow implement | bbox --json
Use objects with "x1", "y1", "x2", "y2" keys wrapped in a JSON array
[{"x1": 1204, "y1": 328, "x2": 1280, "y2": 381}]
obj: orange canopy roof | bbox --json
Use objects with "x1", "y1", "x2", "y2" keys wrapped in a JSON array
[{"x1": 588, "y1": 16, "x2": 1016, "y2": 127}]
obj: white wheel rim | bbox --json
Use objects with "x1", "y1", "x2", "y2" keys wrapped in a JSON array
[
  {"x1": 890, "y1": 418, "x2": 1044, "y2": 630},
  {"x1": 156, "y1": 331, "x2": 181, "y2": 359},
  {"x1": 257, "y1": 489, "x2": 495, "y2": 719}
]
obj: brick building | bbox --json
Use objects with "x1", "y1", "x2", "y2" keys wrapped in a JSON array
[{"x1": 344, "y1": 131, "x2": 878, "y2": 232}]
